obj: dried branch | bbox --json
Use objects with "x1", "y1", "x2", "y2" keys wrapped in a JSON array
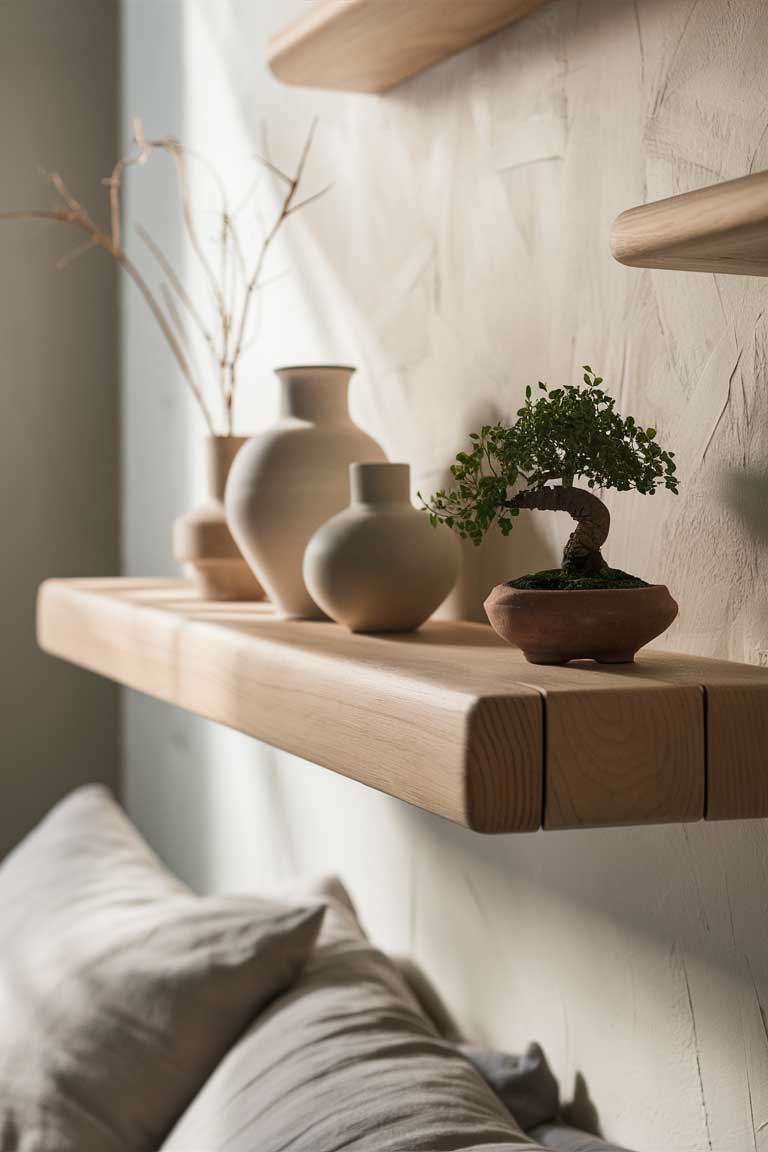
[
  {"x1": 252, "y1": 153, "x2": 293, "y2": 187},
  {"x1": 168, "y1": 141, "x2": 225, "y2": 316},
  {"x1": 55, "y1": 237, "x2": 99, "y2": 271},
  {"x1": 226, "y1": 119, "x2": 322, "y2": 423},
  {"x1": 136, "y1": 223, "x2": 217, "y2": 366},
  {"x1": 226, "y1": 212, "x2": 248, "y2": 283},
  {"x1": 160, "y1": 282, "x2": 206, "y2": 387},
  {"x1": 286, "y1": 182, "x2": 333, "y2": 216},
  {"x1": 160, "y1": 281, "x2": 194, "y2": 354},
  {"x1": 0, "y1": 178, "x2": 215, "y2": 433},
  {"x1": 0, "y1": 116, "x2": 325, "y2": 436},
  {"x1": 232, "y1": 173, "x2": 264, "y2": 218},
  {"x1": 116, "y1": 250, "x2": 215, "y2": 432},
  {"x1": 0, "y1": 209, "x2": 75, "y2": 225}
]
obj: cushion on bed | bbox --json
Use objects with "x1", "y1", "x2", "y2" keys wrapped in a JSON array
[
  {"x1": 161, "y1": 876, "x2": 543, "y2": 1152},
  {"x1": 529, "y1": 1126, "x2": 630, "y2": 1152},
  {"x1": 0, "y1": 785, "x2": 324, "y2": 1152}
]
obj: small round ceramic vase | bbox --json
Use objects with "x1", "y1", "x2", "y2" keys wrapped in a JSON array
[
  {"x1": 303, "y1": 462, "x2": 460, "y2": 633},
  {"x1": 225, "y1": 366, "x2": 386, "y2": 619},
  {"x1": 173, "y1": 436, "x2": 265, "y2": 602}
]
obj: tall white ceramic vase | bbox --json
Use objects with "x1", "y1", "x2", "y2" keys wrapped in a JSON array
[
  {"x1": 303, "y1": 462, "x2": 460, "y2": 632},
  {"x1": 225, "y1": 366, "x2": 386, "y2": 619}
]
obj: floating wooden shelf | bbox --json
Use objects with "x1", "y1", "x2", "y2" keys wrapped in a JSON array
[
  {"x1": 610, "y1": 170, "x2": 768, "y2": 276},
  {"x1": 37, "y1": 579, "x2": 768, "y2": 833},
  {"x1": 267, "y1": 0, "x2": 549, "y2": 94}
]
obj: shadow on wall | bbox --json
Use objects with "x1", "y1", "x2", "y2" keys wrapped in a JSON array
[
  {"x1": 397, "y1": 797, "x2": 768, "y2": 989},
  {"x1": 721, "y1": 467, "x2": 768, "y2": 550},
  {"x1": 448, "y1": 513, "x2": 557, "y2": 622},
  {"x1": 560, "y1": 1071, "x2": 602, "y2": 1137},
  {"x1": 421, "y1": 396, "x2": 559, "y2": 621}
]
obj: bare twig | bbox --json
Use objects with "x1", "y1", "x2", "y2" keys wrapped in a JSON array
[
  {"x1": 55, "y1": 237, "x2": 99, "y2": 271},
  {"x1": 116, "y1": 249, "x2": 215, "y2": 432},
  {"x1": 252, "y1": 153, "x2": 293, "y2": 187},
  {"x1": 160, "y1": 282, "x2": 206, "y2": 386},
  {"x1": 286, "y1": 182, "x2": 333, "y2": 216},
  {"x1": 132, "y1": 131, "x2": 226, "y2": 319},
  {"x1": 0, "y1": 116, "x2": 325, "y2": 435},
  {"x1": 227, "y1": 119, "x2": 321, "y2": 420},
  {"x1": 0, "y1": 181, "x2": 215, "y2": 433},
  {"x1": 160, "y1": 282, "x2": 194, "y2": 355},
  {"x1": 0, "y1": 209, "x2": 76, "y2": 225},
  {"x1": 232, "y1": 172, "x2": 263, "y2": 218},
  {"x1": 136, "y1": 223, "x2": 217, "y2": 360},
  {"x1": 226, "y1": 212, "x2": 248, "y2": 284}
]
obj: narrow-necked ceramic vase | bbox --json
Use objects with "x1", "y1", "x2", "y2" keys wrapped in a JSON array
[
  {"x1": 225, "y1": 366, "x2": 386, "y2": 619},
  {"x1": 303, "y1": 462, "x2": 460, "y2": 632}
]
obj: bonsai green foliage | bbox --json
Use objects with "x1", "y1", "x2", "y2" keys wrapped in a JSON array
[
  {"x1": 507, "y1": 568, "x2": 649, "y2": 591},
  {"x1": 420, "y1": 367, "x2": 678, "y2": 579}
]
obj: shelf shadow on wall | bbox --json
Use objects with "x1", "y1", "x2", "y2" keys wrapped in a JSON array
[{"x1": 396, "y1": 788, "x2": 768, "y2": 986}]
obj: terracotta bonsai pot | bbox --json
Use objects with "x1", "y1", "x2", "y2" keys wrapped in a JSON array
[{"x1": 484, "y1": 583, "x2": 678, "y2": 665}]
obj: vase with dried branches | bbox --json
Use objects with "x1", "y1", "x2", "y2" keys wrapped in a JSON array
[{"x1": 1, "y1": 118, "x2": 328, "y2": 600}]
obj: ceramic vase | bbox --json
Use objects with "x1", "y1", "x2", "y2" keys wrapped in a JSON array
[
  {"x1": 303, "y1": 462, "x2": 460, "y2": 633},
  {"x1": 173, "y1": 436, "x2": 265, "y2": 602},
  {"x1": 225, "y1": 366, "x2": 386, "y2": 619}
]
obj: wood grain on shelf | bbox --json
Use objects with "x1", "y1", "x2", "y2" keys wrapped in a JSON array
[
  {"x1": 38, "y1": 579, "x2": 543, "y2": 833},
  {"x1": 595, "y1": 651, "x2": 768, "y2": 820},
  {"x1": 610, "y1": 170, "x2": 768, "y2": 276},
  {"x1": 538, "y1": 680, "x2": 703, "y2": 830},
  {"x1": 266, "y1": 0, "x2": 548, "y2": 94},
  {"x1": 37, "y1": 580, "x2": 768, "y2": 833}
]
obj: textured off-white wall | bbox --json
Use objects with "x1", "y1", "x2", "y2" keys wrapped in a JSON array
[
  {"x1": 0, "y1": 0, "x2": 120, "y2": 856},
  {"x1": 122, "y1": 2, "x2": 768, "y2": 1148}
]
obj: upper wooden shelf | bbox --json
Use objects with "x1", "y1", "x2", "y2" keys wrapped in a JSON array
[
  {"x1": 267, "y1": 0, "x2": 549, "y2": 94},
  {"x1": 38, "y1": 579, "x2": 768, "y2": 834},
  {"x1": 611, "y1": 170, "x2": 768, "y2": 276}
]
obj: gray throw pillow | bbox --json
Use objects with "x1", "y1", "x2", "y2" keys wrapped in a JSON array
[
  {"x1": 162, "y1": 876, "x2": 543, "y2": 1152},
  {"x1": 529, "y1": 1125, "x2": 631, "y2": 1152},
  {"x1": 461, "y1": 1042, "x2": 560, "y2": 1132},
  {"x1": 0, "y1": 785, "x2": 324, "y2": 1152}
]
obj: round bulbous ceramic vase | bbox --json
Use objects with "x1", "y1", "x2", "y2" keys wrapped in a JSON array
[
  {"x1": 173, "y1": 436, "x2": 265, "y2": 602},
  {"x1": 225, "y1": 366, "x2": 386, "y2": 619},
  {"x1": 303, "y1": 462, "x2": 460, "y2": 633}
]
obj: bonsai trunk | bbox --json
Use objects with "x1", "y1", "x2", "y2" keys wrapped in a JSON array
[{"x1": 514, "y1": 485, "x2": 610, "y2": 576}]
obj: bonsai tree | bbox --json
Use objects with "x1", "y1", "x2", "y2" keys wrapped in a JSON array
[{"x1": 421, "y1": 367, "x2": 678, "y2": 588}]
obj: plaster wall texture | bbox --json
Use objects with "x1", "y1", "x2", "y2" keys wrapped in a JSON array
[
  {"x1": 0, "y1": 0, "x2": 120, "y2": 856},
  {"x1": 122, "y1": 2, "x2": 768, "y2": 1148}
]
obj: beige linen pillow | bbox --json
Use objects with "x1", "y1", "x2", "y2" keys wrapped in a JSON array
[
  {"x1": 162, "y1": 877, "x2": 542, "y2": 1152},
  {"x1": 0, "y1": 786, "x2": 324, "y2": 1152}
]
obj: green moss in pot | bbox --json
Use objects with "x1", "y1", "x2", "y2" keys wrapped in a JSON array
[{"x1": 420, "y1": 367, "x2": 680, "y2": 665}]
